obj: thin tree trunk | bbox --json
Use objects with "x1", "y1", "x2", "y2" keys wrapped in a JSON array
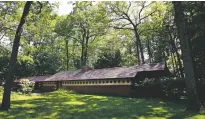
[
  {"x1": 135, "y1": 30, "x2": 145, "y2": 64},
  {"x1": 81, "y1": 37, "x2": 85, "y2": 66},
  {"x1": 173, "y1": 1, "x2": 201, "y2": 111},
  {"x1": 1, "y1": 1, "x2": 32, "y2": 110},
  {"x1": 147, "y1": 39, "x2": 152, "y2": 64},
  {"x1": 171, "y1": 46, "x2": 180, "y2": 77},
  {"x1": 81, "y1": 42, "x2": 84, "y2": 66},
  {"x1": 72, "y1": 41, "x2": 76, "y2": 67},
  {"x1": 169, "y1": 32, "x2": 184, "y2": 78},
  {"x1": 171, "y1": 51, "x2": 176, "y2": 75},
  {"x1": 138, "y1": 38, "x2": 145, "y2": 64},
  {"x1": 133, "y1": 30, "x2": 141, "y2": 64},
  {"x1": 84, "y1": 36, "x2": 89, "y2": 66},
  {"x1": 65, "y1": 40, "x2": 69, "y2": 70}
]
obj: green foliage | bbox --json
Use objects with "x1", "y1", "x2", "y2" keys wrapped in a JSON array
[
  {"x1": 33, "y1": 51, "x2": 62, "y2": 75},
  {"x1": 94, "y1": 50, "x2": 121, "y2": 69},
  {"x1": 0, "y1": 2, "x2": 205, "y2": 99},
  {"x1": 55, "y1": 1, "x2": 110, "y2": 67},
  {"x1": 17, "y1": 79, "x2": 35, "y2": 94}
]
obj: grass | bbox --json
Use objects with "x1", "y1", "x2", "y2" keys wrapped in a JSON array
[{"x1": 0, "y1": 89, "x2": 204, "y2": 119}]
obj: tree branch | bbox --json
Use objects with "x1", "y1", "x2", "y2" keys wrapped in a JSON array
[
  {"x1": 138, "y1": 1, "x2": 146, "y2": 23},
  {"x1": 137, "y1": 10, "x2": 157, "y2": 26},
  {"x1": 137, "y1": 1, "x2": 156, "y2": 25},
  {"x1": 138, "y1": 27, "x2": 161, "y2": 35},
  {"x1": 67, "y1": 35, "x2": 80, "y2": 42},
  {"x1": 37, "y1": 1, "x2": 43, "y2": 14},
  {"x1": 0, "y1": 32, "x2": 6, "y2": 41},
  {"x1": 126, "y1": 1, "x2": 132, "y2": 14},
  {"x1": 113, "y1": 26, "x2": 133, "y2": 30}
]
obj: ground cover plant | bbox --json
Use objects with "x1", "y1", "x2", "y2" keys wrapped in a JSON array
[{"x1": 0, "y1": 88, "x2": 204, "y2": 119}]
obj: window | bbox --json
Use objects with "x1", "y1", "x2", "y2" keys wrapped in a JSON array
[
  {"x1": 114, "y1": 80, "x2": 116, "y2": 83},
  {"x1": 89, "y1": 81, "x2": 91, "y2": 84},
  {"x1": 127, "y1": 80, "x2": 130, "y2": 83},
  {"x1": 122, "y1": 80, "x2": 125, "y2": 83},
  {"x1": 99, "y1": 81, "x2": 101, "y2": 84},
  {"x1": 118, "y1": 80, "x2": 121, "y2": 83},
  {"x1": 86, "y1": 81, "x2": 88, "y2": 84},
  {"x1": 110, "y1": 81, "x2": 113, "y2": 83},
  {"x1": 102, "y1": 81, "x2": 105, "y2": 83},
  {"x1": 106, "y1": 81, "x2": 109, "y2": 83}
]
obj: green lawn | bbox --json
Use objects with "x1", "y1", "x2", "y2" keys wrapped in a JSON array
[{"x1": 0, "y1": 89, "x2": 204, "y2": 119}]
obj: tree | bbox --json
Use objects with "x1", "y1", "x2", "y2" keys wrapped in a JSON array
[
  {"x1": 94, "y1": 50, "x2": 121, "y2": 69},
  {"x1": 1, "y1": 1, "x2": 32, "y2": 110},
  {"x1": 173, "y1": 1, "x2": 201, "y2": 111},
  {"x1": 55, "y1": 1, "x2": 109, "y2": 67},
  {"x1": 106, "y1": 1, "x2": 166, "y2": 64},
  {"x1": 55, "y1": 16, "x2": 74, "y2": 70}
]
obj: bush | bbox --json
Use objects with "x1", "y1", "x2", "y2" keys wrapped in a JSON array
[
  {"x1": 56, "y1": 89, "x2": 76, "y2": 94},
  {"x1": 132, "y1": 77, "x2": 186, "y2": 99},
  {"x1": 17, "y1": 79, "x2": 35, "y2": 94}
]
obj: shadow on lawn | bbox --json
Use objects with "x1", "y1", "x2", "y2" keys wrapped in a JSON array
[{"x1": 0, "y1": 92, "x2": 204, "y2": 119}]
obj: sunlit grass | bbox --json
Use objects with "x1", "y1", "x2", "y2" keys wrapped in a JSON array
[{"x1": 0, "y1": 89, "x2": 204, "y2": 119}]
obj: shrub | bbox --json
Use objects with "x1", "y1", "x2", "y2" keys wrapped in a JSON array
[
  {"x1": 56, "y1": 89, "x2": 76, "y2": 94},
  {"x1": 17, "y1": 79, "x2": 35, "y2": 94},
  {"x1": 132, "y1": 77, "x2": 186, "y2": 99}
]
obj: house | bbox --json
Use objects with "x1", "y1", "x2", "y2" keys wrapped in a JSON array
[{"x1": 37, "y1": 62, "x2": 170, "y2": 96}]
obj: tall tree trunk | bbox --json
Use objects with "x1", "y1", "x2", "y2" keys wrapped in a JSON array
[
  {"x1": 1, "y1": 1, "x2": 32, "y2": 110},
  {"x1": 135, "y1": 30, "x2": 145, "y2": 64},
  {"x1": 138, "y1": 38, "x2": 145, "y2": 64},
  {"x1": 147, "y1": 39, "x2": 152, "y2": 64},
  {"x1": 173, "y1": 1, "x2": 201, "y2": 111},
  {"x1": 84, "y1": 36, "x2": 89, "y2": 66},
  {"x1": 133, "y1": 29, "x2": 141, "y2": 64},
  {"x1": 170, "y1": 51, "x2": 176, "y2": 74},
  {"x1": 72, "y1": 41, "x2": 76, "y2": 67},
  {"x1": 171, "y1": 45, "x2": 180, "y2": 77},
  {"x1": 65, "y1": 40, "x2": 69, "y2": 70},
  {"x1": 169, "y1": 32, "x2": 184, "y2": 78},
  {"x1": 81, "y1": 39, "x2": 85, "y2": 66}
]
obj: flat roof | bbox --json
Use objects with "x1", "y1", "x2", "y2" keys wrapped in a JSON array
[{"x1": 43, "y1": 63, "x2": 169, "y2": 82}]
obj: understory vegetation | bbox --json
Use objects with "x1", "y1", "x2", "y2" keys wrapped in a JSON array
[{"x1": 0, "y1": 89, "x2": 204, "y2": 119}]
